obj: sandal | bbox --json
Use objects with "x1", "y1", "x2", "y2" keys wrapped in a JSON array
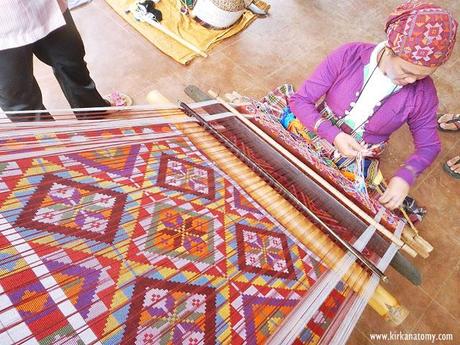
[
  {"x1": 103, "y1": 91, "x2": 133, "y2": 107},
  {"x1": 443, "y1": 155, "x2": 460, "y2": 179},
  {"x1": 437, "y1": 113, "x2": 460, "y2": 131}
]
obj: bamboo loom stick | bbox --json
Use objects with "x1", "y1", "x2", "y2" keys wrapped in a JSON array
[
  {"x1": 378, "y1": 182, "x2": 434, "y2": 256},
  {"x1": 147, "y1": 20, "x2": 208, "y2": 57},
  {"x1": 126, "y1": 5, "x2": 208, "y2": 58}
]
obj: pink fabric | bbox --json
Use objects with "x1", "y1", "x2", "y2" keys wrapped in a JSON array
[
  {"x1": 58, "y1": 0, "x2": 69, "y2": 12},
  {"x1": 385, "y1": 1, "x2": 458, "y2": 67},
  {"x1": 0, "y1": 0, "x2": 66, "y2": 51}
]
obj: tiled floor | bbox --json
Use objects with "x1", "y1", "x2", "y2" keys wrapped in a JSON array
[{"x1": 34, "y1": 0, "x2": 459, "y2": 343}]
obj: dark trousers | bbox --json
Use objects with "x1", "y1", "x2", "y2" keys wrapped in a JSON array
[{"x1": 0, "y1": 10, "x2": 107, "y2": 121}]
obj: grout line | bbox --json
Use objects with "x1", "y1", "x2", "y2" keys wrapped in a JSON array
[
  {"x1": 409, "y1": 298, "x2": 435, "y2": 333},
  {"x1": 262, "y1": 59, "x2": 302, "y2": 81},
  {"x1": 410, "y1": 296, "x2": 460, "y2": 334},
  {"x1": 214, "y1": 53, "x2": 259, "y2": 86},
  {"x1": 427, "y1": 258, "x2": 460, "y2": 323},
  {"x1": 411, "y1": 287, "x2": 435, "y2": 327},
  {"x1": 359, "y1": 328, "x2": 376, "y2": 345},
  {"x1": 93, "y1": 0, "x2": 153, "y2": 36},
  {"x1": 223, "y1": 54, "x2": 261, "y2": 81},
  {"x1": 430, "y1": 299, "x2": 460, "y2": 324},
  {"x1": 425, "y1": 259, "x2": 459, "y2": 301},
  {"x1": 221, "y1": 25, "x2": 300, "y2": 80}
]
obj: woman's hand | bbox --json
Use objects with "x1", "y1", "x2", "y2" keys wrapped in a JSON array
[
  {"x1": 333, "y1": 132, "x2": 370, "y2": 157},
  {"x1": 379, "y1": 177, "x2": 410, "y2": 210}
]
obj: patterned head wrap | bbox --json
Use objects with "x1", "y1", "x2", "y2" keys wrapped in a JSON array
[{"x1": 385, "y1": 1, "x2": 458, "y2": 67}]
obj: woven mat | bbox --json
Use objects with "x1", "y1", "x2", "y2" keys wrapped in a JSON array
[{"x1": 104, "y1": 0, "x2": 269, "y2": 64}]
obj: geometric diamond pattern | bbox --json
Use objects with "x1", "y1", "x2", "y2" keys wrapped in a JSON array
[
  {"x1": 121, "y1": 278, "x2": 216, "y2": 345},
  {"x1": 0, "y1": 123, "x2": 347, "y2": 345},
  {"x1": 236, "y1": 224, "x2": 296, "y2": 280},
  {"x1": 138, "y1": 201, "x2": 217, "y2": 265},
  {"x1": 15, "y1": 174, "x2": 127, "y2": 244},
  {"x1": 157, "y1": 153, "x2": 216, "y2": 200}
]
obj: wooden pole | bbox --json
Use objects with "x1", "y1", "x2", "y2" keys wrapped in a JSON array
[
  {"x1": 146, "y1": 19, "x2": 208, "y2": 58},
  {"x1": 127, "y1": 5, "x2": 208, "y2": 58}
]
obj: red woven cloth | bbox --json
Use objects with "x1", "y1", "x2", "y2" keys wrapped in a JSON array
[{"x1": 385, "y1": 1, "x2": 458, "y2": 67}]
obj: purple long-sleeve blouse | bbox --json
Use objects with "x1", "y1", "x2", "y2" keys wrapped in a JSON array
[{"x1": 289, "y1": 42, "x2": 441, "y2": 186}]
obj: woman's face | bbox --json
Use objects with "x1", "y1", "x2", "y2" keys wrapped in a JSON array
[{"x1": 381, "y1": 48, "x2": 438, "y2": 86}]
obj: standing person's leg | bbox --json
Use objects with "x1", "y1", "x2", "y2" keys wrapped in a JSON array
[
  {"x1": 0, "y1": 46, "x2": 53, "y2": 122},
  {"x1": 33, "y1": 10, "x2": 108, "y2": 118}
]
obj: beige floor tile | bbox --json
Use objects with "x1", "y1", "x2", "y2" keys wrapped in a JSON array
[{"x1": 411, "y1": 300, "x2": 460, "y2": 344}]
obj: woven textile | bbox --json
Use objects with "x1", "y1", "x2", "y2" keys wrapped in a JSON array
[
  {"x1": 0, "y1": 122, "x2": 353, "y2": 344},
  {"x1": 385, "y1": 1, "x2": 458, "y2": 67},
  {"x1": 235, "y1": 85, "x2": 404, "y2": 232}
]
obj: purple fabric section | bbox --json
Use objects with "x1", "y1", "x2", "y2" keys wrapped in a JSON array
[{"x1": 289, "y1": 42, "x2": 441, "y2": 185}]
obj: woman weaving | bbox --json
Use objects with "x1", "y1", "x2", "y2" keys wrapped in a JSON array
[{"x1": 284, "y1": 1, "x2": 458, "y2": 211}]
